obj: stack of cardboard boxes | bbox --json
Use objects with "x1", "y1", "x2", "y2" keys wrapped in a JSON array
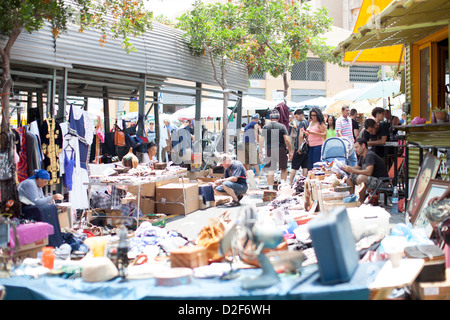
[
  {"x1": 125, "y1": 170, "x2": 227, "y2": 216},
  {"x1": 125, "y1": 175, "x2": 179, "y2": 215}
]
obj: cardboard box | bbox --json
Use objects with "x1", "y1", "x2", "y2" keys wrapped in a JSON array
[
  {"x1": 14, "y1": 238, "x2": 49, "y2": 260},
  {"x1": 128, "y1": 175, "x2": 179, "y2": 198},
  {"x1": 57, "y1": 203, "x2": 72, "y2": 229},
  {"x1": 123, "y1": 195, "x2": 156, "y2": 214},
  {"x1": 197, "y1": 177, "x2": 219, "y2": 183},
  {"x1": 186, "y1": 170, "x2": 208, "y2": 180},
  {"x1": 413, "y1": 269, "x2": 450, "y2": 300},
  {"x1": 198, "y1": 196, "x2": 212, "y2": 210},
  {"x1": 170, "y1": 245, "x2": 208, "y2": 268},
  {"x1": 86, "y1": 209, "x2": 123, "y2": 227},
  {"x1": 156, "y1": 183, "x2": 199, "y2": 215}
]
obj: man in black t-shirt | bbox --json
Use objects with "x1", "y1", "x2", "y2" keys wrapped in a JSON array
[
  {"x1": 289, "y1": 109, "x2": 309, "y2": 185},
  {"x1": 350, "y1": 108, "x2": 360, "y2": 140},
  {"x1": 362, "y1": 118, "x2": 390, "y2": 158},
  {"x1": 261, "y1": 111, "x2": 293, "y2": 181},
  {"x1": 342, "y1": 138, "x2": 388, "y2": 202}
]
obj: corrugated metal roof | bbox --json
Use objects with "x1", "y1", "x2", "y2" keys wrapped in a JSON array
[
  {"x1": 1, "y1": 17, "x2": 248, "y2": 92},
  {"x1": 4, "y1": 22, "x2": 63, "y2": 68}
]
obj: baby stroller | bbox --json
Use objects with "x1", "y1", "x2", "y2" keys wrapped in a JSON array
[{"x1": 313, "y1": 137, "x2": 349, "y2": 168}]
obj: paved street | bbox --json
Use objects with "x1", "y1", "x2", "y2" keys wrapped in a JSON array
[{"x1": 165, "y1": 178, "x2": 406, "y2": 241}]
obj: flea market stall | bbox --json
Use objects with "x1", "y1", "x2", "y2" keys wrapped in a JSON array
[{"x1": 1, "y1": 149, "x2": 449, "y2": 300}]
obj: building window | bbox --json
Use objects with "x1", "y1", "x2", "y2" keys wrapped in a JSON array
[
  {"x1": 291, "y1": 58, "x2": 325, "y2": 81},
  {"x1": 349, "y1": 65, "x2": 381, "y2": 82},
  {"x1": 246, "y1": 88, "x2": 265, "y2": 100},
  {"x1": 249, "y1": 72, "x2": 265, "y2": 80},
  {"x1": 291, "y1": 89, "x2": 326, "y2": 103}
]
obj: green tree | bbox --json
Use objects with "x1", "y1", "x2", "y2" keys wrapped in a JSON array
[
  {"x1": 177, "y1": 0, "x2": 246, "y2": 154},
  {"x1": 0, "y1": 0, "x2": 152, "y2": 202},
  {"x1": 239, "y1": 0, "x2": 342, "y2": 100}
]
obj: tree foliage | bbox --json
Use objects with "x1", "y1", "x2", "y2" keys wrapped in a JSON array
[
  {"x1": 0, "y1": 0, "x2": 153, "y2": 53},
  {"x1": 238, "y1": 0, "x2": 342, "y2": 96},
  {"x1": 177, "y1": 0, "x2": 247, "y2": 152},
  {"x1": 0, "y1": 0, "x2": 153, "y2": 202},
  {"x1": 177, "y1": 0, "x2": 246, "y2": 89}
]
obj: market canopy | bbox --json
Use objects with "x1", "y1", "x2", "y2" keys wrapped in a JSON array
[
  {"x1": 239, "y1": 96, "x2": 277, "y2": 114},
  {"x1": 288, "y1": 97, "x2": 335, "y2": 111},
  {"x1": 324, "y1": 100, "x2": 352, "y2": 116},
  {"x1": 334, "y1": 0, "x2": 450, "y2": 57},
  {"x1": 342, "y1": 0, "x2": 404, "y2": 65},
  {"x1": 172, "y1": 100, "x2": 232, "y2": 120},
  {"x1": 341, "y1": 79, "x2": 401, "y2": 102},
  {"x1": 329, "y1": 79, "x2": 400, "y2": 105}
]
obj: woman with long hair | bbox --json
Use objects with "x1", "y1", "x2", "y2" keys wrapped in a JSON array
[
  {"x1": 326, "y1": 115, "x2": 337, "y2": 139},
  {"x1": 303, "y1": 108, "x2": 326, "y2": 170}
]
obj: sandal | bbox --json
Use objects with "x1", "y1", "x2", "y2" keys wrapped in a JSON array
[{"x1": 226, "y1": 200, "x2": 241, "y2": 207}]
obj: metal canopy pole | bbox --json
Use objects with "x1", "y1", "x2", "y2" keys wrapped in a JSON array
[
  {"x1": 103, "y1": 86, "x2": 110, "y2": 134},
  {"x1": 57, "y1": 68, "x2": 68, "y2": 122},
  {"x1": 137, "y1": 73, "x2": 146, "y2": 137},
  {"x1": 153, "y1": 90, "x2": 159, "y2": 152},
  {"x1": 194, "y1": 82, "x2": 202, "y2": 167}
]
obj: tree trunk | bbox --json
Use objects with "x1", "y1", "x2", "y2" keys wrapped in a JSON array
[
  {"x1": 221, "y1": 64, "x2": 229, "y2": 155},
  {"x1": 1, "y1": 28, "x2": 22, "y2": 203},
  {"x1": 283, "y1": 72, "x2": 289, "y2": 102}
]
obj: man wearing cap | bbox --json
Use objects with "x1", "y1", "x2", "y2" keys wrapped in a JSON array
[
  {"x1": 212, "y1": 154, "x2": 248, "y2": 207},
  {"x1": 243, "y1": 113, "x2": 261, "y2": 174},
  {"x1": 17, "y1": 169, "x2": 64, "y2": 206},
  {"x1": 261, "y1": 111, "x2": 293, "y2": 181}
]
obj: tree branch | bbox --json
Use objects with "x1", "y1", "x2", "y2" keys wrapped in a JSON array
[
  {"x1": 4, "y1": 27, "x2": 23, "y2": 57},
  {"x1": 208, "y1": 50, "x2": 224, "y2": 89}
]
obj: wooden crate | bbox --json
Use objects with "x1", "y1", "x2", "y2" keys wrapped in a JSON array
[{"x1": 170, "y1": 246, "x2": 208, "y2": 269}]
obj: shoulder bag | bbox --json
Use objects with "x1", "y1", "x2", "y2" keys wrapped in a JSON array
[
  {"x1": 0, "y1": 132, "x2": 14, "y2": 180},
  {"x1": 113, "y1": 124, "x2": 126, "y2": 147}
]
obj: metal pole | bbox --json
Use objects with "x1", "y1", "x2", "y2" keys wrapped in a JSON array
[
  {"x1": 103, "y1": 86, "x2": 110, "y2": 134},
  {"x1": 137, "y1": 74, "x2": 146, "y2": 137}
]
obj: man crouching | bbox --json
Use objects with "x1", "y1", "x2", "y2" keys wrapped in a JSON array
[
  {"x1": 341, "y1": 138, "x2": 388, "y2": 202},
  {"x1": 212, "y1": 154, "x2": 248, "y2": 207}
]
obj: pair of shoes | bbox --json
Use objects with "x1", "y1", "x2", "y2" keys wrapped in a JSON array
[{"x1": 226, "y1": 200, "x2": 241, "y2": 207}]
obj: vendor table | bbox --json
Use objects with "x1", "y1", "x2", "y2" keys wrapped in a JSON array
[{"x1": 0, "y1": 262, "x2": 386, "y2": 300}]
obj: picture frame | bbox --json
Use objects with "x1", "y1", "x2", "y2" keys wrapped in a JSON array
[
  {"x1": 407, "y1": 152, "x2": 441, "y2": 219},
  {"x1": 412, "y1": 179, "x2": 450, "y2": 238}
]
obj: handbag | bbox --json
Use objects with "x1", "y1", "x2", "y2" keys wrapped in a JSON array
[
  {"x1": 299, "y1": 136, "x2": 309, "y2": 155},
  {"x1": 125, "y1": 134, "x2": 143, "y2": 149},
  {"x1": 113, "y1": 124, "x2": 126, "y2": 147},
  {"x1": 0, "y1": 132, "x2": 14, "y2": 181}
]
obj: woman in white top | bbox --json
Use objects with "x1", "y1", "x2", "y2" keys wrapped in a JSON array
[{"x1": 142, "y1": 142, "x2": 158, "y2": 166}]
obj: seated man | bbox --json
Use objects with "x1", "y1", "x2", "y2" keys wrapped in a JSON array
[
  {"x1": 212, "y1": 154, "x2": 248, "y2": 207},
  {"x1": 341, "y1": 138, "x2": 388, "y2": 202}
]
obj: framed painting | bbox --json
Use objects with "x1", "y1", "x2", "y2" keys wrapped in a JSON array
[
  {"x1": 412, "y1": 179, "x2": 450, "y2": 238},
  {"x1": 407, "y1": 152, "x2": 441, "y2": 219}
]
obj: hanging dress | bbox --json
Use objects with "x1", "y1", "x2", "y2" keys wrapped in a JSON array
[
  {"x1": 64, "y1": 149, "x2": 75, "y2": 191},
  {"x1": 15, "y1": 126, "x2": 28, "y2": 182},
  {"x1": 39, "y1": 119, "x2": 63, "y2": 186}
]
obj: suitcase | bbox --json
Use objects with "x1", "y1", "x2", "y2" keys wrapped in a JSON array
[
  {"x1": 405, "y1": 245, "x2": 446, "y2": 282},
  {"x1": 307, "y1": 207, "x2": 359, "y2": 284}
]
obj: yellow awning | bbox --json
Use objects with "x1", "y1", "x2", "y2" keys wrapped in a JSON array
[
  {"x1": 337, "y1": 0, "x2": 450, "y2": 62},
  {"x1": 343, "y1": 0, "x2": 404, "y2": 65}
]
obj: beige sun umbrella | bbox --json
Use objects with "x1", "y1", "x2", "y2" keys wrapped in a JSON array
[{"x1": 324, "y1": 100, "x2": 352, "y2": 116}]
